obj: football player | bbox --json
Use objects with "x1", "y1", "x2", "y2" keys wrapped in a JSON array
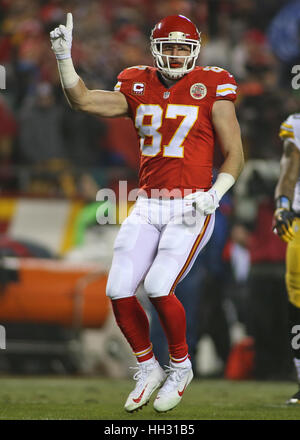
[
  {"x1": 50, "y1": 13, "x2": 244, "y2": 412},
  {"x1": 273, "y1": 114, "x2": 300, "y2": 404}
]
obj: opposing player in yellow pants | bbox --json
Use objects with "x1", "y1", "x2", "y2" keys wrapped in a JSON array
[
  {"x1": 273, "y1": 114, "x2": 300, "y2": 404},
  {"x1": 286, "y1": 218, "x2": 300, "y2": 310}
]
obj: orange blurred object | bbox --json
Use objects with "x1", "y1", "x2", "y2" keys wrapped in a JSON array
[
  {"x1": 224, "y1": 337, "x2": 255, "y2": 380},
  {"x1": 0, "y1": 258, "x2": 110, "y2": 328}
]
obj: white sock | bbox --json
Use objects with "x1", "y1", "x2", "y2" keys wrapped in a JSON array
[
  {"x1": 140, "y1": 356, "x2": 156, "y2": 367},
  {"x1": 170, "y1": 357, "x2": 191, "y2": 369}
]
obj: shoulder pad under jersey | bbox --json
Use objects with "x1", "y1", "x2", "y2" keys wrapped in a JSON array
[{"x1": 279, "y1": 113, "x2": 300, "y2": 149}]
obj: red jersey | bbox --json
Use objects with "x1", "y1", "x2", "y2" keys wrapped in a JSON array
[{"x1": 114, "y1": 66, "x2": 237, "y2": 196}]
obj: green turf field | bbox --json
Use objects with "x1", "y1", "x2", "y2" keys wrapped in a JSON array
[{"x1": 0, "y1": 376, "x2": 299, "y2": 420}]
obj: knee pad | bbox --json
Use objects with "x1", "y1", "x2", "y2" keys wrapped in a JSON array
[
  {"x1": 144, "y1": 255, "x2": 179, "y2": 297},
  {"x1": 106, "y1": 256, "x2": 135, "y2": 300},
  {"x1": 106, "y1": 218, "x2": 145, "y2": 300}
]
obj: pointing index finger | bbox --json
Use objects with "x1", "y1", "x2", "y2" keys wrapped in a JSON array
[{"x1": 66, "y1": 12, "x2": 73, "y2": 30}]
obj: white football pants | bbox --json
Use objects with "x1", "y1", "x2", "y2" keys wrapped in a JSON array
[{"x1": 106, "y1": 196, "x2": 215, "y2": 299}]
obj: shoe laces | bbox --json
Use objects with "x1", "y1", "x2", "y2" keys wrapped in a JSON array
[
  {"x1": 161, "y1": 364, "x2": 189, "y2": 393},
  {"x1": 129, "y1": 362, "x2": 156, "y2": 391}
]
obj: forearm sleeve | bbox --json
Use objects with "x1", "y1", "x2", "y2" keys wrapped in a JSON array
[
  {"x1": 212, "y1": 172, "x2": 235, "y2": 200},
  {"x1": 57, "y1": 58, "x2": 80, "y2": 89}
]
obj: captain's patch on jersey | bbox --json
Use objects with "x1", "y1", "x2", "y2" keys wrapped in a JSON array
[
  {"x1": 190, "y1": 83, "x2": 207, "y2": 100},
  {"x1": 132, "y1": 82, "x2": 145, "y2": 95}
]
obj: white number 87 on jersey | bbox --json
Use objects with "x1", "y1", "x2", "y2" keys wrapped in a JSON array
[{"x1": 135, "y1": 104, "x2": 199, "y2": 158}]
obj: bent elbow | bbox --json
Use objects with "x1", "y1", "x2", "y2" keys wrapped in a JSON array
[
  {"x1": 68, "y1": 98, "x2": 88, "y2": 112},
  {"x1": 69, "y1": 101, "x2": 81, "y2": 111}
]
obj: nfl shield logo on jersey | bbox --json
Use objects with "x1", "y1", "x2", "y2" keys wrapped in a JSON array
[
  {"x1": 190, "y1": 83, "x2": 207, "y2": 100},
  {"x1": 163, "y1": 91, "x2": 170, "y2": 99}
]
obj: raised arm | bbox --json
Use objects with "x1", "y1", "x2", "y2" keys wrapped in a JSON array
[{"x1": 50, "y1": 13, "x2": 129, "y2": 118}]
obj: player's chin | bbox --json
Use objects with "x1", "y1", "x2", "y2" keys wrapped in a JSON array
[
  {"x1": 163, "y1": 66, "x2": 185, "y2": 79},
  {"x1": 164, "y1": 72, "x2": 184, "y2": 80}
]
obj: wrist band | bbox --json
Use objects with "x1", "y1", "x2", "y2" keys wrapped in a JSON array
[
  {"x1": 211, "y1": 172, "x2": 235, "y2": 201},
  {"x1": 57, "y1": 58, "x2": 79, "y2": 89},
  {"x1": 276, "y1": 196, "x2": 291, "y2": 210},
  {"x1": 56, "y1": 52, "x2": 71, "y2": 60}
]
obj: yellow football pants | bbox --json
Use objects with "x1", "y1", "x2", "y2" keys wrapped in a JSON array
[{"x1": 286, "y1": 218, "x2": 300, "y2": 308}]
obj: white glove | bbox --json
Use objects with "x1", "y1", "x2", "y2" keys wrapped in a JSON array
[
  {"x1": 50, "y1": 12, "x2": 73, "y2": 60},
  {"x1": 185, "y1": 188, "x2": 219, "y2": 215}
]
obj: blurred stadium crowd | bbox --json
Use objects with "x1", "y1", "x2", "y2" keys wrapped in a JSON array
[
  {"x1": 1, "y1": 0, "x2": 300, "y2": 195},
  {"x1": 0, "y1": 0, "x2": 300, "y2": 379}
]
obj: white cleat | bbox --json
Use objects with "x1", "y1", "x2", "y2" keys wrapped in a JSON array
[
  {"x1": 124, "y1": 359, "x2": 166, "y2": 412},
  {"x1": 286, "y1": 386, "x2": 300, "y2": 405},
  {"x1": 153, "y1": 360, "x2": 193, "y2": 412}
]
